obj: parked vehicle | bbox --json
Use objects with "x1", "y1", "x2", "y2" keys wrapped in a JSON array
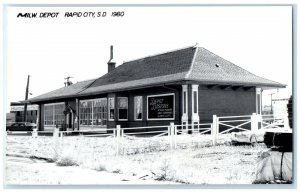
[
  {"x1": 231, "y1": 130, "x2": 266, "y2": 144},
  {"x1": 231, "y1": 128, "x2": 291, "y2": 145},
  {"x1": 6, "y1": 122, "x2": 36, "y2": 132}
]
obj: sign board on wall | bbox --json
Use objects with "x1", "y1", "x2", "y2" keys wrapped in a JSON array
[
  {"x1": 147, "y1": 93, "x2": 175, "y2": 120},
  {"x1": 10, "y1": 105, "x2": 38, "y2": 112}
]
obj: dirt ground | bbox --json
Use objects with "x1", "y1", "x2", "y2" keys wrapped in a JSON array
[
  {"x1": 5, "y1": 156, "x2": 176, "y2": 185},
  {"x1": 5, "y1": 134, "x2": 269, "y2": 185}
]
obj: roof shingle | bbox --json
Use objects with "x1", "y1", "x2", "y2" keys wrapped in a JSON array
[{"x1": 29, "y1": 46, "x2": 285, "y2": 102}]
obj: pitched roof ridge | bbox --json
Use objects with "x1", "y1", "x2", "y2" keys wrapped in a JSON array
[
  {"x1": 76, "y1": 78, "x2": 99, "y2": 94},
  {"x1": 76, "y1": 77, "x2": 97, "y2": 83},
  {"x1": 185, "y1": 46, "x2": 199, "y2": 79},
  {"x1": 123, "y1": 44, "x2": 197, "y2": 64}
]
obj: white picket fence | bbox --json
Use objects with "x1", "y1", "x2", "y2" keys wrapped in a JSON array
[{"x1": 6, "y1": 113, "x2": 289, "y2": 158}]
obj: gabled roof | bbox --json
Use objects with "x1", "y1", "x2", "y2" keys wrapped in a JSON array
[{"x1": 29, "y1": 46, "x2": 285, "y2": 102}]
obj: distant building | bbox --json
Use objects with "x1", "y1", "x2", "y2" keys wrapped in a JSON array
[
  {"x1": 10, "y1": 102, "x2": 38, "y2": 123},
  {"x1": 26, "y1": 45, "x2": 285, "y2": 131},
  {"x1": 262, "y1": 105, "x2": 272, "y2": 114},
  {"x1": 6, "y1": 113, "x2": 16, "y2": 125},
  {"x1": 272, "y1": 98, "x2": 289, "y2": 118}
]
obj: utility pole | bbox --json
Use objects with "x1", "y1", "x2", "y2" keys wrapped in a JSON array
[
  {"x1": 64, "y1": 76, "x2": 73, "y2": 87},
  {"x1": 23, "y1": 75, "x2": 30, "y2": 122},
  {"x1": 268, "y1": 92, "x2": 276, "y2": 116}
]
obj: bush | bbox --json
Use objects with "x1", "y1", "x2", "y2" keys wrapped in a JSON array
[
  {"x1": 95, "y1": 164, "x2": 107, "y2": 172},
  {"x1": 56, "y1": 155, "x2": 78, "y2": 166}
]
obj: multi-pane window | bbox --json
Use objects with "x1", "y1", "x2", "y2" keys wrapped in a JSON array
[
  {"x1": 44, "y1": 103, "x2": 65, "y2": 126},
  {"x1": 44, "y1": 105, "x2": 54, "y2": 125},
  {"x1": 108, "y1": 97, "x2": 115, "y2": 121},
  {"x1": 93, "y1": 98, "x2": 108, "y2": 126},
  {"x1": 134, "y1": 96, "x2": 143, "y2": 120},
  {"x1": 79, "y1": 100, "x2": 93, "y2": 126},
  {"x1": 118, "y1": 97, "x2": 128, "y2": 120},
  {"x1": 79, "y1": 98, "x2": 107, "y2": 127},
  {"x1": 54, "y1": 104, "x2": 65, "y2": 126}
]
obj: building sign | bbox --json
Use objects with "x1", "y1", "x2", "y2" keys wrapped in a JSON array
[
  {"x1": 10, "y1": 104, "x2": 38, "y2": 112},
  {"x1": 147, "y1": 93, "x2": 174, "y2": 120}
]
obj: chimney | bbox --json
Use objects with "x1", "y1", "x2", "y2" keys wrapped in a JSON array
[{"x1": 107, "y1": 45, "x2": 116, "y2": 73}]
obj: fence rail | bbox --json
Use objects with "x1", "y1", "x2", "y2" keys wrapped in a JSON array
[{"x1": 6, "y1": 113, "x2": 290, "y2": 158}]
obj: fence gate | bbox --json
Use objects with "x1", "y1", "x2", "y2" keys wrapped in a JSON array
[
  {"x1": 217, "y1": 115, "x2": 252, "y2": 134},
  {"x1": 260, "y1": 114, "x2": 289, "y2": 130}
]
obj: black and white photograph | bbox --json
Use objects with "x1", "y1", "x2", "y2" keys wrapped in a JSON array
[{"x1": 2, "y1": 1, "x2": 296, "y2": 188}]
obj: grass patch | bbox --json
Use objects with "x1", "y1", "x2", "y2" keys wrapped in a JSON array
[{"x1": 56, "y1": 155, "x2": 78, "y2": 167}]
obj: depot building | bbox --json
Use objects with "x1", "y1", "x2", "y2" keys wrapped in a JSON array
[{"x1": 27, "y1": 45, "x2": 285, "y2": 131}]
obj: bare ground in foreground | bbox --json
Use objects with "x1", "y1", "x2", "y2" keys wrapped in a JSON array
[{"x1": 5, "y1": 134, "x2": 269, "y2": 184}]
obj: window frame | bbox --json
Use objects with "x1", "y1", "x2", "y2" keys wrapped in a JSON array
[
  {"x1": 79, "y1": 98, "x2": 108, "y2": 128},
  {"x1": 117, "y1": 97, "x2": 128, "y2": 121},
  {"x1": 44, "y1": 102, "x2": 65, "y2": 127},
  {"x1": 108, "y1": 97, "x2": 115, "y2": 121},
  {"x1": 134, "y1": 96, "x2": 143, "y2": 121}
]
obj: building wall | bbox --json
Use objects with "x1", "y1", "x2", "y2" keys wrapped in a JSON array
[
  {"x1": 36, "y1": 84, "x2": 257, "y2": 132},
  {"x1": 10, "y1": 110, "x2": 37, "y2": 123},
  {"x1": 6, "y1": 113, "x2": 16, "y2": 125},
  {"x1": 108, "y1": 86, "x2": 181, "y2": 131},
  {"x1": 198, "y1": 85, "x2": 256, "y2": 123}
]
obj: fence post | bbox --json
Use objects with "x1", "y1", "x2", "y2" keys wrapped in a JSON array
[
  {"x1": 116, "y1": 125, "x2": 121, "y2": 156},
  {"x1": 174, "y1": 124, "x2": 177, "y2": 149},
  {"x1": 170, "y1": 122, "x2": 175, "y2": 150},
  {"x1": 257, "y1": 114, "x2": 262, "y2": 129},
  {"x1": 251, "y1": 113, "x2": 258, "y2": 132},
  {"x1": 168, "y1": 125, "x2": 171, "y2": 146},
  {"x1": 113, "y1": 128, "x2": 116, "y2": 139},
  {"x1": 53, "y1": 127, "x2": 60, "y2": 160},
  {"x1": 212, "y1": 115, "x2": 218, "y2": 146},
  {"x1": 284, "y1": 115, "x2": 289, "y2": 129},
  {"x1": 31, "y1": 128, "x2": 38, "y2": 156}
]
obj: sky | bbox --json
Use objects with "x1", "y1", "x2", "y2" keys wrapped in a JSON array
[{"x1": 4, "y1": 5, "x2": 293, "y2": 112}]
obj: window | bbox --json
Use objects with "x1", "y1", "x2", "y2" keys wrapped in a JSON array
[
  {"x1": 93, "y1": 98, "x2": 108, "y2": 126},
  {"x1": 118, "y1": 97, "x2": 128, "y2": 120},
  {"x1": 44, "y1": 103, "x2": 65, "y2": 126},
  {"x1": 108, "y1": 97, "x2": 115, "y2": 121},
  {"x1": 134, "y1": 96, "x2": 143, "y2": 120},
  {"x1": 79, "y1": 100, "x2": 93, "y2": 126},
  {"x1": 79, "y1": 98, "x2": 107, "y2": 127}
]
